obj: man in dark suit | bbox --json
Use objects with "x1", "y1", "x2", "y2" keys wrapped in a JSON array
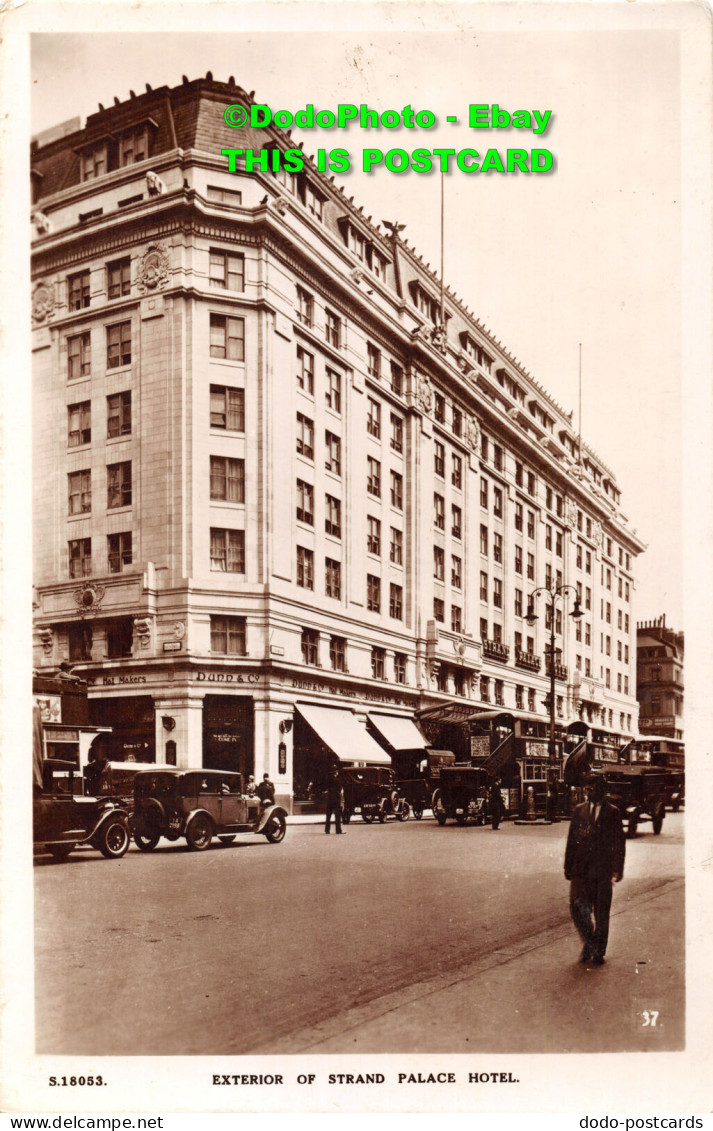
[
  {"x1": 489, "y1": 777, "x2": 503, "y2": 830},
  {"x1": 324, "y1": 764, "x2": 344, "y2": 834},
  {"x1": 564, "y1": 774, "x2": 625, "y2": 965}
]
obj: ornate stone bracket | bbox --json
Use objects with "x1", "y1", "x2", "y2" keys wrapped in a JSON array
[
  {"x1": 38, "y1": 627, "x2": 54, "y2": 657},
  {"x1": 133, "y1": 617, "x2": 153, "y2": 649},
  {"x1": 32, "y1": 282, "x2": 55, "y2": 324},
  {"x1": 146, "y1": 170, "x2": 166, "y2": 196},
  {"x1": 137, "y1": 243, "x2": 170, "y2": 293},
  {"x1": 32, "y1": 212, "x2": 53, "y2": 235}
]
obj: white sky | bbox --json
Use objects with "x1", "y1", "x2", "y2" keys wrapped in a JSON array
[{"x1": 31, "y1": 18, "x2": 685, "y2": 625}]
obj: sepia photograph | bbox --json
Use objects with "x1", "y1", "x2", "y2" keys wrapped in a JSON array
[{"x1": 1, "y1": 0, "x2": 711, "y2": 1117}]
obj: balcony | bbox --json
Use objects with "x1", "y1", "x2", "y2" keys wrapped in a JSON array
[
  {"x1": 516, "y1": 649, "x2": 541, "y2": 672},
  {"x1": 482, "y1": 639, "x2": 510, "y2": 664},
  {"x1": 545, "y1": 660, "x2": 568, "y2": 682}
]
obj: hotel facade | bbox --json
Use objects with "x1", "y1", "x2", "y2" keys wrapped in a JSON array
[{"x1": 31, "y1": 76, "x2": 645, "y2": 809}]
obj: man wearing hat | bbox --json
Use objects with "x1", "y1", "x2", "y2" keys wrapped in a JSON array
[{"x1": 564, "y1": 774, "x2": 626, "y2": 965}]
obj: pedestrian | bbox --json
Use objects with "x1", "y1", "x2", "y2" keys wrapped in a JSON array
[
  {"x1": 246, "y1": 775, "x2": 257, "y2": 796},
  {"x1": 548, "y1": 774, "x2": 560, "y2": 822},
  {"x1": 324, "y1": 764, "x2": 344, "y2": 834},
  {"x1": 564, "y1": 774, "x2": 626, "y2": 965},
  {"x1": 489, "y1": 776, "x2": 503, "y2": 830},
  {"x1": 257, "y1": 772, "x2": 275, "y2": 804}
]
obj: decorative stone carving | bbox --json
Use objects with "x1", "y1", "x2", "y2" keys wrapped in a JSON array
[
  {"x1": 173, "y1": 621, "x2": 186, "y2": 641},
  {"x1": 146, "y1": 170, "x2": 166, "y2": 196},
  {"x1": 430, "y1": 323, "x2": 448, "y2": 355},
  {"x1": 32, "y1": 212, "x2": 53, "y2": 235},
  {"x1": 73, "y1": 583, "x2": 106, "y2": 613},
  {"x1": 271, "y1": 195, "x2": 289, "y2": 215},
  {"x1": 464, "y1": 414, "x2": 480, "y2": 452},
  {"x1": 411, "y1": 324, "x2": 430, "y2": 343},
  {"x1": 457, "y1": 354, "x2": 472, "y2": 375},
  {"x1": 427, "y1": 659, "x2": 440, "y2": 686},
  {"x1": 32, "y1": 283, "x2": 55, "y2": 324},
  {"x1": 591, "y1": 519, "x2": 603, "y2": 548},
  {"x1": 350, "y1": 268, "x2": 364, "y2": 285},
  {"x1": 416, "y1": 372, "x2": 433, "y2": 413},
  {"x1": 38, "y1": 628, "x2": 54, "y2": 656},
  {"x1": 137, "y1": 243, "x2": 170, "y2": 293},
  {"x1": 564, "y1": 498, "x2": 578, "y2": 530},
  {"x1": 133, "y1": 617, "x2": 153, "y2": 648},
  {"x1": 452, "y1": 637, "x2": 466, "y2": 658}
]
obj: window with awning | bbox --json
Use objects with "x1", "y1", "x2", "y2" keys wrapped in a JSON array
[
  {"x1": 295, "y1": 704, "x2": 387, "y2": 765},
  {"x1": 367, "y1": 713, "x2": 429, "y2": 753}
]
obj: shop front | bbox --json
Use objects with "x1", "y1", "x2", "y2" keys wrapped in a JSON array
[
  {"x1": 292, "y1": 702, "x2": 390, "y2": 808},
  {"x1": 202, "y1": 695, "x2": 254, "y2": 779},
  {"x1": 89, "y1": 696, "x2": 156, "y2": 762}
]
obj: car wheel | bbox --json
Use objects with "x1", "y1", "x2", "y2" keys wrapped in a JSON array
[
  {"x1": 264, "y1": 813, "x2": 286, "y2": 843},
  {"x1": 98, "y1": 818, "x2": 130, "y2": 859},
  {"x1": 48, "y1": 844, "x2": 73, "y2": 862},
  {"x1": 412, "y1": 802, "x2": 424, "y2": 820},
  {"x1": 455, "y1": 812, "x2": 467, "y2": 826},
  {"x1": 342, "y1": 811, "x2": 351, "y2": 825},
  {"x1": 672, "y1": 798, "x2": 680, "y2": 813},
  {"x1": 377, "y1": 805, "x2": 387, "y2": 823},
  {"x1": 218, "y1": 835, "x2": 237, "y2": 846},
  {"x1": 652, "y1": 804, "x2": 665, "y2": 835},
  {"x1": 362, "y1": 812, "x2": 374, "y2": 823},
  {"x1": 134, "y1": 827, "x2": 160, "y2": 852},
  {"x1": 432, "y1": 791, "x2": 447, "y2": 826},
  {"x1": 397, "y1": 802, "x2": 410, "y2": 822},
  {"x1": 627, "y1": 809, "x2": 639, "y2": 839},
  {"x1": 186, "y1": 814, "x2": 214, "y2": 851}
]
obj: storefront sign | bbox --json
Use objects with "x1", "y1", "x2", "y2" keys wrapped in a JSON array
[
  {"x1": 470, "y1": 735, "x2": 490, "y2": 760},
  {"x1": 101, "y1": 675, "x2": 148, "y2": 685},
  {"x1": 196, "y1": 671, "x2": 261, "y2": 684},
  {"x1": 163, "y1": 641, "x2": 182, "y2": 652},
  {"x1": 640, "y1": 716, "x2": 675, "y2": 729}
]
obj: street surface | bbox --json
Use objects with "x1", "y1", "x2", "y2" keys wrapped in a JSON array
[{"x1": 34, "y1": 812, "x2": 684, "y2": 1055}]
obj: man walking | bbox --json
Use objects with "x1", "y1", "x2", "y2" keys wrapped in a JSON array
[
  {"x1": 324, "y1": 764, "x2": 344, "y2": 834},
  {"x1": 489, "y1": 776, "x2": 503, "y2": 830},
  {"x1": 564, "y1": 775, "x2": 625, "y2": 965}
]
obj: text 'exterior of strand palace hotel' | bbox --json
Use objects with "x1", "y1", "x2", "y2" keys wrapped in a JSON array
[{"x1": 31, "y1": 75, "x2": 645, "y2": 810}]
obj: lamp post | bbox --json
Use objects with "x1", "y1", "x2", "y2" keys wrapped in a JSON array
[{"x1": 525, "y1": 583, "x2": 583, "y2": 821}]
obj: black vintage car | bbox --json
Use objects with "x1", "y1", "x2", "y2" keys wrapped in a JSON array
[
  {"x1": 132, "y1": 768, "x2": 287, "y2": 851},
  {"x1": 432, "y1": 765, "x2": 490, "y2": 826},
  {"x1": 395, "y1": 750, "x2": 456, "y2": 819},
  {"x1": 597, "y1": 766, "x2": 669, "y2": 838},
  {"x1": 341, "y1": 766, "x2": 410, "y2": 823},
  {"x1": 34, "y1": 759, "x2": 130, "y2": 862}
]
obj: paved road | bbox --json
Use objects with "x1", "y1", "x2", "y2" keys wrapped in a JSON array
[{"x1": 34, "y1": 812, "x2": 684, "y2": 1055}]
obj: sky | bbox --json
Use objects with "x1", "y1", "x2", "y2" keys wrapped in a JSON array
[{"x1": 30, "y1": 15, "x2": 686, "y2": 625}]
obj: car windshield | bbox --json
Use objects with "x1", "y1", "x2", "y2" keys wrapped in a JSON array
[{"x1": 135, "y1": 773, "x2": 178, "y2": 797}]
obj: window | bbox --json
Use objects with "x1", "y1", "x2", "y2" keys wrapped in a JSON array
[
  {"x1": 390, "y1": 471, "x2": 403, "y2": 510},
  {"x1": 367, "y1": 397, "x2": 381, "y2": 438},
  {"x1": 625, "y1": 645, "x2": 629, "y2": 663},
  {"x1": 330, "y1": 635, "x2": 346, "y2": 672},
  {"x1": 390, "y1": 362, "x2": 403, "y2": 395},
  {"x1": 434, "y1": 493, "x2": 445, "y2": 529},
  {"x1": 107, "y1": 391, "x2": 132, "y2": 438},
  {"x1": 515, "y1": 502, "x2": 523, "y2": 532},
  {"x1": 68, "y1": 332, "x2": 91, "y2": 379},
  {"x1": 480, "y1": 479, "x2": 489, "y2": 509},
  {"x1": 493, "y1": 444, "x2": 503, "y2": 472},
  {"x1": 585, "y1": 658, "x2": 591, "y2": 677},
  {"x1": 527, "y1": 471, "x2": 536, "y2": 497},
  {"x1": 528, "y1": 688, "x2": 536, "y2": 712},
  {"x1": 515, "y1": 685, "x2": 524, "y2": 709},
  {"x1": 367, "y1": 574, "x2": 381, "y2": 612},
  {"x1": 434, "y1": 441, "x2": 445, "y2": 477},
  {"x1": 209, "y1": 249, "x2": 244, "y2": 291},
  {"x1": 480, "y1": 676, "x2": 490, "y2": 703},
  {"x1": 576, "y1": 545, "x2": 583, "y2": 569},
  {"x1": 451, "y1": 556, "x2": 462, "y2": 588},
  {"x1": 68, "y1": 470, "x2": 91, "y2": 515},
  {"x1": 480, "y1": 572, "x2": 488, "y2": 601},
  {"x1": 297, "y1": 287, "x2": 313, "y2": 327},
  {"x1": 480, "y1": 525, "x2": 489, "y2": 555},
  {"x1": 296, "y1": 412, "x2": 314, "y2": 459},
  {"x1": 494, "y1": 680, "x2": 505, "y2": 707},
  {"x1": 301, "y1": 628, "x2": 319, "y2": 665},
  {"x1": 606, "y1": 602, "x2": 611, "y2": 624},
  {"x1": 367, "y1": 343, "x2": 381, "y2": 380},
  {"x1": 325, "y1": 431, "x2": 341, "y2": 475},
  {"x1": 107, "y1": 461, "x2": 132, "y2": 508},
  {"x1": 481, "y1": 434, "x2": 489, "y2": 461},
  {"x1": 515, "y1": 461, "x2": 523, "y2": 488},
  {"x1": 389, "y1": 583, "x2": 403, "y2": 620},
  {"x1": 585, "y1": 623, "x2": 591, "y2": 646},
  {"x1": 556, "y1": 608, "x2": 563, "y2": 635},
  {"x1": 209, "y1": 313, "x2": 244, "y2": 361},
  {"x1": 68, "y1": 622, "x2": 92, "y2": 662},
  {"x1": 367, "y1": 457, "x2": 381, "y2": 498},
  {"x1": 325, "y1": 310, "x2": 341, "y2": 348},
  {"x1": 296, "y1": 347, "x2": 314, "y2": 394},
  {"x1": 451, "y1": 453, "x2": 463, "y2": 490},
  {"x1": 68, "y1": 402, "x2": 91, "y2": 447},
  {"x1": 452, "y1": 505, "x2": 462, "y2": 539},
  {"x1": 527, "y1": 552, "x2": 535, "y2": 580},
  {"x1": 434, "y1": 598, "x2": 445, "y2": 623},
  {"x1": 625, "y1": 614, "x2": 630, "y2": 633},
  {"x1": 326, "y1": 368, "x2": 341, "y2": 412},
  {"x1": 80, "y1": 145, "x2": 107, "y2": 181},
  {"x1": 325, "y1": 495, "x2": 341, "y2": 538},
  {"x1": 106, "y1": 617, "x2": 133, "y2": 658},
  {"x1": 585, "y1": 551, "x2": 592, "y2": 575},
  {"x1": 67, "y1": 271, "x2": 90, "y2": 311},
  {"x1": 527, "y1": 511, "x2": 535, "y2": 539},
  {"x1": 371, "y1": 647, "x2": 385, "y2": 679},
  {"x1": 434, "y1": 546, "x2": 445, "y2": 580},
  {"x1": 451, "y1": 605, "x2": 462, "y2": 633},
  {"x1": 515, "y1": 545, "x2": 523, "y2": 574},
  {"x1": 586, "y1": 518, "x2": 592, "y2": 538},
  {"x1": 207, "y1": 185, "x2": 243, "y2": 205},
  {"x1": 545, "y1": 563, "x2": 553, "y2": 588},
  {"x1": 296, "y1": 546, "x2": 314, "y2": 589},
  {"x1": 514, "y1": 588, "x2": 523, "y2": 617},
  {"x1": 107, "y1": 531, "x2": 132, "y2": 573},
  {"x1": 210, "y1": 385, "x2": 244, "y2": 431},
  {"x1": 106, "y1": 322, "x2": 131, "y2": 368},
  {"x1": 493, "y1": 532, "x2": 502, "y2": 564},
  {"x1": 617, "y1": 641, "x2": 623, "y2": 662},
  {"x1": 367, "y1": 516, "x2": 381, "y2": 555},
  {"x1": 107, "y1": 258, "x2": 131, "y2": 300},
  {"x1": 434, "y1": 393, "x2": 445, "y2": 423},
  {"x1": 296, "y1": 479, "x2": 314, "y2": 524},
  {"x1": 452, "y1": 406, "x2": 462, "y2": 437},
  {"x1": 119, "y1": 127, "x2": 148, "y2": 166},
  {"x1": 390, "y1": 527, "x2": 403, "y2": 564},
  {"x1": 493, "y1": 578, "x2": 502, "y2": 608},
  {"x1": 482, "y1": 619, "x2": 490, "y2": 640},
  {"x1": 68, "y1": 538, "x2": 91, "y2": 578},
  {"x1": 325, "y1": 558, "x2": 341, "y2": 599},
  {"x1": 211, "y1": 456, "x2": 245, "y2": 503},
  {"x1": 390, "y1": 414, "x2": 403, "y2": 452},
  {"x1": 304, "y1": 182, "x2": 324, "y2": 220},
  {"x1": 545, "y1": 524, "x2": 552, "y2": 550},
  {"x1": 556, "y1": 531, "x2": 563, "y2": 558},
  {"x1": 493, "y1": 487, "x2": 503, "y2": 518},
  {"x1": 210, "y1": 528, "x2": 245, "y2": 572},
  {"x1": 625, "y1": 582, "x2": 630, "y2": 602},
  {"x1": 394, "y1": 653, "x2": 406, "y2": 684}
]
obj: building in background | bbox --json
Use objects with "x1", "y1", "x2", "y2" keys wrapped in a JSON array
[
  {"x1": 31, "y1": 76, "x2": 645, "y2": 810},
  {"x1": 636, "y1": 616, "x2": 684, "y2": 741}
]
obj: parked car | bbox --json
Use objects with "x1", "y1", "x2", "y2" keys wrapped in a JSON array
[
  {"x1": 597, "y1": 766, "x2": 669, "y2": 838},
  {"x1": 33, "y1": 758, "x2": 130, "y2": 862},
  {"x1": 131, "y1": 768, "x2": 287, "y2": 851},
  {"x1": 432, "y1": 765, "x2": 490, "y2": 826},
  {"x1": 340, "y1": 766, "x2": 410, "y2": 824}
]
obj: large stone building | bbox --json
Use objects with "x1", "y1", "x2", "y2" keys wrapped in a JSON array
[
  {"x1": 636, "y1": 616, "x2": 684, "y2": 740},
  {"x1": 31, "y1": 75, "x2": 645, "y2": 809}
]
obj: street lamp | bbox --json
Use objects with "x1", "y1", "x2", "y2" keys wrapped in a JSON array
[{"x1": 525, "y1": 583, "x2": 583, "y2": 821}]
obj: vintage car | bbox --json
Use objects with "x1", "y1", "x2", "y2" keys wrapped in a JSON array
[
  {"x1": 431, "y1": 765, "x2": 490, "y2": 826},
  {"x1": 395, "y1": 750, "x2": 456, "y2": 819},
  {"x1": 597, "y1": 766, "x2": 669, "y2": 838},
  {"x1": 131, "y1": 768, "x2": 287, "y2": 851},
  {"x1": 340, "y1": 766, "x2": 410, "y2": 823},
  {"x1": 34, "y1": 758, "x2": 130, "y2": 862}
]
